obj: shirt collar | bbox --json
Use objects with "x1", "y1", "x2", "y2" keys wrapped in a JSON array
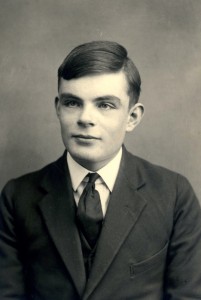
[{"x1": 67, "y1": 147, "x2": 122, "y2": 192}]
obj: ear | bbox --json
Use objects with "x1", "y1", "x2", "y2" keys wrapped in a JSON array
[
  {"x1": 126, "y1": 103, "x2": 144, "y2": 132},
  {"x1": 55, "y1": 96, "x2": 60, "y2": 117}
]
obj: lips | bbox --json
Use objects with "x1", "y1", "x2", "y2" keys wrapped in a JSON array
[{"x1": 72, "y1": 134, "x2": 100, "y2": 140}]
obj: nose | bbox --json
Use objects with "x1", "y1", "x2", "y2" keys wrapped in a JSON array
[{"x1": 77, "y1": 105, "x2": 95, "y2": 127}]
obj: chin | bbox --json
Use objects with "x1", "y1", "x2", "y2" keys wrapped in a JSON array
[
  {"x1": 75, "y1": 153, "x2": 99, "y2": 164},
  {"x1": 68, "y1": 148, "x2": 98, "y2": 161}
]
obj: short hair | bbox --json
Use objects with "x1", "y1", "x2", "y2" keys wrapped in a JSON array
[{"x1": 58, "y1": 41, "x2": 141, "y2": 104}]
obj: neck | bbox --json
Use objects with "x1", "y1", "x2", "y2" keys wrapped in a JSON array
[
  {"x1": 70, "y1": 148, "x2": 123, "y2": 172},
  {"x1": 73, "y1": 157, "x2": 114, "y2": 172}
]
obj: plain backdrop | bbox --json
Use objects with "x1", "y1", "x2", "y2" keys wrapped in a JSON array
[{"x1": 0, "y1": 0, "x2": 201, "y2": 203}]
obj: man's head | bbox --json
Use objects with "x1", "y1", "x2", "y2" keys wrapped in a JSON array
[
  {"x1": 58, "y1": 41, "x2": 141, "y2": 106},
  {"x1": 56, "y1": 41, "x2": 144, "y2": 171}
]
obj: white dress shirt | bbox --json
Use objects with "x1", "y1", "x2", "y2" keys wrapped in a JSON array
[{"x1": 67, "y1": 148, "x2": 122, "y2": 217}]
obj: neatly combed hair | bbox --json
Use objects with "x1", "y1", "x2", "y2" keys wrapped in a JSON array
[{"x1": 58, "y1": 41, "x2": 141, "y2": 104}]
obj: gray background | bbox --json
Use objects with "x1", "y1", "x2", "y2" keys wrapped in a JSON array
[{"x1": 0, "y1": 0, "x2": 201, "y2": 203}]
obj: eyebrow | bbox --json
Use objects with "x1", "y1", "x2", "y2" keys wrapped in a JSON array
[
  {"x1": 60, "y1": 93, "x2": 82, "y2": 101},
  {"x1": 60, "y1": 93, "x2": 121, "y2": 103},
  {"x1": 94, "y1": 95, "x2": 121, "y2": 103}
]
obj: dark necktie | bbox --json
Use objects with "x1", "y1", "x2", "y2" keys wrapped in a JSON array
[{"x1": 76, "y1": 173, "x2": 103, "y2": 248}]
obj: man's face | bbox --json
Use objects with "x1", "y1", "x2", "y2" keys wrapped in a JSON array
[{"x1": 56, "y1": 71, "x2": 143, "y2": 170}]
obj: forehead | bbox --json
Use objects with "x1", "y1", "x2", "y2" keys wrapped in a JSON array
[{"x1": 59, "y1": 71, "x2": 129, "y2": 100}]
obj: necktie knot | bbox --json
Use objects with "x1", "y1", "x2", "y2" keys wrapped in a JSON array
[{"x1": 87, "y1": 172, "x2": 99, "y2": 184}]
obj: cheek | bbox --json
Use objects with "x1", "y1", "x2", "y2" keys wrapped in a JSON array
[
  {"x1": 59, "y1": 121, "x2": 71, "y2": 139},
  {"x1": 59, "y1": 115, "x2": 74, "y2": 129},
  {"x1": 104, "y1": 123, "x2": 127, "y2": 142},
  {"x1": 107, "y1": 117, "x2": 128, "y2": 133}
]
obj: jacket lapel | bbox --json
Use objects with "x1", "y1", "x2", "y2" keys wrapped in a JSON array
[
  {"x1": 38, "y1": 152, "x2": 86, "y2": 297},
  {"x1": 84, "y1": 148, "x2": 147, "y2": 299}
]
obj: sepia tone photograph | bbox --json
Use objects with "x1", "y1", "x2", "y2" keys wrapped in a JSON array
[{"x1": 0, "y1": 0, "x2": 201, "y2": 299}]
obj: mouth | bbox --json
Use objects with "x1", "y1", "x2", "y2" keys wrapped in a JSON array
[{"x1": 72, "y1": 134, "x2": 100, "y2": 140}]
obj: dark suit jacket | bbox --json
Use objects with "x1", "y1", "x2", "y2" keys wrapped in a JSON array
[{"x1": 1, "y1": 147, "x2": 201, "y2": 299}]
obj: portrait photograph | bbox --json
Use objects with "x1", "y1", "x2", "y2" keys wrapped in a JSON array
[{"x1": 0, "y1": 1, "x2": 201, "y2": 299}]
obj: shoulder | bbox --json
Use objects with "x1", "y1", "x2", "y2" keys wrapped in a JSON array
[
  {"x1": 1, "y1": 152, "x2": 66, "y2": 199},
  {"x1": 124, "y1": 148, "x2": 201, "y2": 221},
  {"x1": 0, "y1": 152, "x2": 68, "y2": 223},
  {"x1": 124, "y1": 148, "x2": 180, "y2": 182},
  {"x1": 123, "y1": 148, "x2": 196, "y2": 198}
]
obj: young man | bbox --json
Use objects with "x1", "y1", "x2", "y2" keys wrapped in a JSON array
[{"x1": 0, "y1": 41, "x2": 201, "y2": 300}]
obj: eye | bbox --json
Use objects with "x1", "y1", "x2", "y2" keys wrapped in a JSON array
[
  {"x1": 64, "y1": 100, "x2": 81, "y2": 108},
  {"x1": 98, "y1": 102, "x2": 115, "y2": 110}
]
